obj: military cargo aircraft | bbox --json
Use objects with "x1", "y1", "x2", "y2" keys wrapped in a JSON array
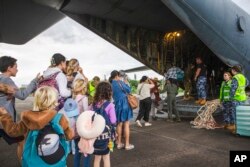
[{"x1": 0, "y1": 0, "x2": 249, "y2": 79}]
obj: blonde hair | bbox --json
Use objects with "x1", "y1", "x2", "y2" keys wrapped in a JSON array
[
  {"x1": 224, "y1": 72, "x2": 232, "y2": 79},
  {"x1": 72, "y1": 79, "x2": 87, "y2": 99},
  {"x1": 33, "y1": 86, "x2": 58, "y2": 111},
  {"x1": 66, "y1": 58, "x2": 79, "y2": 76}
]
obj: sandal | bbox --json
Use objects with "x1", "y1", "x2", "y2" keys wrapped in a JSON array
[
  {"x1": 125, "y1": 144, "x2": 134, "y2": 150},
  {"x1": 117, "y1": 143, "x2": 125, "y2": 149}
]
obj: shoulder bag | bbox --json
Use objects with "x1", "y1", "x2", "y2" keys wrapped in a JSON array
[{"x1": 117, "y1": 81, "x2": 138, "y2": 109}]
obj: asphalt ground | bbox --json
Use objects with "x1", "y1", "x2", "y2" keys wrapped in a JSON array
[{"x1": 0, "y1": 97, "x2": 250, "y2": 167}]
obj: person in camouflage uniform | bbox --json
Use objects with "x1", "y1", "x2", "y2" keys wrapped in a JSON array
[
  {"x1": 194, "y1": 57, "x2": 207, "y2": 105},
  {"x1": 228, "y1": 65, "x2": 248, "y2": 133}
]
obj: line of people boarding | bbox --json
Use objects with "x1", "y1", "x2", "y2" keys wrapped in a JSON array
[{"x1": 0, "y1": 54, "x2": 135, "y2": 167}]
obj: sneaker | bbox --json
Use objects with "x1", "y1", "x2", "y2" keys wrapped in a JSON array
[
  {"x1": 117, "y1": 143, "x2": 125, "y2": 149},
  {"x1": 125, "y1": 144, "x2": 134, "y2": 150},
  {"x1": 136, "y1": 120, "x2": 142, "y2": 127},
  {"x1": 145, "y1": 122, "x2": 152, "y2": 126}
]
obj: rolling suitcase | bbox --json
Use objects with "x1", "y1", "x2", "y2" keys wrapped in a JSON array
[{"x1": 236, "y1": 105, "x2": 250, "y2": 137}]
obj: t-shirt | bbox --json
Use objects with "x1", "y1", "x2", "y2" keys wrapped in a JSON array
[{"x1": 197, "y1": 64, "x2": 207, "y2": 77}]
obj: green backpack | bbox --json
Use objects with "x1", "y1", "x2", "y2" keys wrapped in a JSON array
[{"x1": 22, "y1": 113, "x2": 69, "y2": 167}]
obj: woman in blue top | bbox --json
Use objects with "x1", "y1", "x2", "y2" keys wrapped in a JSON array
[{"x1": 109, "y1": 70, "x2": 134, "y2": 150}]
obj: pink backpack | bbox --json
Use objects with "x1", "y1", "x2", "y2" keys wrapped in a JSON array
[
  {"x1": 38, "y1": 72, "x2": 60, "y2": 90},
  {"x1": 38, "y1": 72, "x2": 65, "y2": 110}
]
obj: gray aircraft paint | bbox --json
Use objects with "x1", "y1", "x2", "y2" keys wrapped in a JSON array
[
  {"x1": 162, "y1": 0, "x2": 250, "y2": 77},
  {"x1": 1, "y1": 0, "x2": 250, "y2": 78}
]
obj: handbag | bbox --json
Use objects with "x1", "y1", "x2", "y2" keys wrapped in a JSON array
[
  {"x1": 117, "y1": 81, "x2": 138, "y2": 109},
  {"x1": 126, "y1": 94, "x2": 138, "y2": 109}
]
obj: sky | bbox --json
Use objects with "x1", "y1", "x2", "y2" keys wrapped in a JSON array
[
  {"x1": 0, "y1": 17, "x2": 163, "y2": 87},
  {"x1": 232, "y1": 0, "x2": 250, "y2": 14}
]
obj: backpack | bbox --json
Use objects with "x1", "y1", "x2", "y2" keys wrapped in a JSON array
[
  {"x1": 92, "y1": 101, "x2": 115, "y2": 154},
  {"x1": 38, "y1": 72, "x2": 65, "y2": 110},
  {"x1": 76, "y1": 95, "x2": 86, "y2": 114},
  {"x1": 22, "y1": 114, "x2": 69, "y2": 167}
]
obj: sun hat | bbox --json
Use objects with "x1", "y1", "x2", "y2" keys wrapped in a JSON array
[{"x1": 63, "y1": 98, "x2": 79, "y2": 118}]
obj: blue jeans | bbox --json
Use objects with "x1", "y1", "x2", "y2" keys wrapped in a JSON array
[{"x1": 74, "y1": 138, "x2": 91, "y2": 167}]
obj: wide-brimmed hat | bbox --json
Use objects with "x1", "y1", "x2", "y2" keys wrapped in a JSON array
[
  {"x1": 64, "y1": 98, "x2": 79, "y2": 118},
  {"x1": 76, "y1": 110, "x2": 105, "y2": 139}
]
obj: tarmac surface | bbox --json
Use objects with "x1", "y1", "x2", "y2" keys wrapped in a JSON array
[{"x1": 1, "y1": 97, "x2": 250, "y2": 167}]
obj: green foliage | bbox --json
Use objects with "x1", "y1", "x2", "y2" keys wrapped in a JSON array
[
  {"x1": 129, "y1": 80, "x2": 139, "y2": 94},
  {"x1": 178, "y1": 88, "x2": 184, "y2": 93}
]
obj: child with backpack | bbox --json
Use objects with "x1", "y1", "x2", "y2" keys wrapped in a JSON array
[
  {"x1": 0, "y1": 86, "x2": 74, "y2": 167},
  {"x1": 63, "y1": 98, "x2": 79, "y2": 156},
  {"x1": 92, "y1": 81, "x2": 117, "y2": 167},
  {"x1": 72, "y1": 79, "x2": 90, "y2": 167},
  {"x1": 41, "y1": 53, "x2": 71, "y2": 110}
]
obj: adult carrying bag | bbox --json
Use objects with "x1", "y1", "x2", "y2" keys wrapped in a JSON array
[{"x1": 118, "y1": 81, "x2": 138, "y2": 109}]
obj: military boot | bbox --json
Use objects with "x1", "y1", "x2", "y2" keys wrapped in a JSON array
[
  {"x1": 195, "y1": 99, "x2": 202, "y2": 104},
  {"x1": 199, "y1": 99, "x2": 207, "y2": 105},
  {"x1": 227, "y1": 124, "x2": 236, "y2": 131},
  {"x1": 224, "y1": 124, "x2": 230, "y2": 129}
]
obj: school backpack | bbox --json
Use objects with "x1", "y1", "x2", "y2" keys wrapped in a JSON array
[
  {"x1": 22, "y1": 113, "x2": 69, "y2": 167},
  {"x1": 92, "y1": 101, "x2": 115, "y2": 154},
  {"x1": 38, "y1": 72, "x2": 65, "y2": 110}
]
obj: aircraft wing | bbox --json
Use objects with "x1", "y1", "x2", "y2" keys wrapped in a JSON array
[
  {"x1": 123, "y1": 66, "x2": 150, "y2": 73},
  {"x1": 0, "y1": 0, "x2": 185, "y2": 44},
  {"x1": 0, "y1": 0, "x2": 65, "y2": 44}
]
